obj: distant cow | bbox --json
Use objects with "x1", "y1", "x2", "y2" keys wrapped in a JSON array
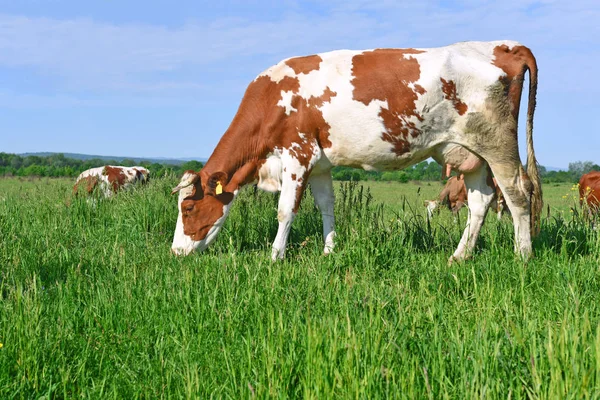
[
  {"x1": 579, "y1": 171, "x2": 600, "y2": 218},
  {"x1": 171, "y1": 40, "x2": 542, "y2": 263},
  {"x1": 425, "y1": 175, "x2": 467, "y2": 219},
  {"x1": 73, "y1": 165, "x2": 149, "y2": 197},
  {"x1": 425, "y1": 173, "x2": 508, "y2": 220}
]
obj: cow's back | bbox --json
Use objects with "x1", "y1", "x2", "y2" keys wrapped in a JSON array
[
  {"x1": 75, "y1": 167, "x2": 104, "y2": 182},
  {"x1": 255, "y1": 41, "x2": 524, "y2": 172}
]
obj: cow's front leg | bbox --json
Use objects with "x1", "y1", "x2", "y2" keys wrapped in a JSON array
[
  {"x1": 308, "y1": 172, "x2": 336, "y2": 254},
  {"x1": 271, "y1": 165, "x2": 309, "y2": 261}
]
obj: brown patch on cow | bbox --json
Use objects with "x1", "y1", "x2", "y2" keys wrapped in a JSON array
[
  {"x1": 102, "y1": 166, "x2": 127, "y2": 192},
  {"x1": 201, "y1": 62, "x2": 336, "y2": 184},
  {"x1": 244, "y1": 75, "x2": 335, "y2": 168},
  {"x1": 73, "y1": 175, "x2": 99, "y2": 195},
  {"x1": 285, "y1": 55, "x2": 323, "y2": 75},
  {"x1": 579, "y1": 171, "x2": 600, "y2": 213},
  {"x1": 440, "y1": 78, "x2": 468, "y2": 115},
  {"x1": 193, "y1": 58, "x2": 338, "y2": 229},
  {"x1": 439, "y1": 176, "x2": 467, "y2": 214},
  {"x1": 351, "y1": 49, "x2": 426, "y2": 156},
  {"x1": 291, "y1": 173, "x2": 297, "y2": 181},
  {"x1": 492, "y1": 44, "x2": 535, "y2": 119},
  {"x1": 307, "y1": 87, "x2": 336, "y2": 108},
  {"x1": 308, "y1": 87, "x2": 336, "y2": 149},
  {"x1": 293, "y1": 179, "x2": 307, "y2": 214}
]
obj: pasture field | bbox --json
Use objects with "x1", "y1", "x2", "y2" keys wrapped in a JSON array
[{"x1": 1, "y1": 176, "x2": 599, "y2": 398}]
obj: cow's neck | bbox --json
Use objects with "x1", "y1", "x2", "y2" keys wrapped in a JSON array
[{"x1": 201, "y1": 120, "x2": 262, "y2": 192}]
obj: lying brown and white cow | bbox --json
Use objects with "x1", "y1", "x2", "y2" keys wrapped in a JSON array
[
  {"x1": 425, "y1": 174, "x2": 508, "y2": 220},
  {"x1": 171, "y1": 40, "x2": 542, "y2": 263},
  {"x1": 73, "y1": 165, "x2": 150, "y2": 198},
  {"x1": 579, "y1": 171, "x2": 600, "y2": 218}
]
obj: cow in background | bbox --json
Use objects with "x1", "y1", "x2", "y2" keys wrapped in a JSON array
[
  {"x1": 425, "y1": 169, "x2": 508, "y2": 220},
  {"x1": 424, "y1": 174, "x2": 466, "y2": 219},
  {"x1": 73, "y1": 166, "x2": 150, "y2": 198},
  {"x1": 579, "y1": 171, "x2": 600, "y2": 221}
]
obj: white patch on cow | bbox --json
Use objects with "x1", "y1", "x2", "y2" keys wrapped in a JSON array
[
  {"x1": 258, "y1": 61, "x2": 296, "y2": 83},
  {"x1": 257, "y1": 155, "x2": 283, "y2": 192},
  {"x1": 297, "y1": 69, "x2": 327, "y2": 99},
  {"x1": 277, "y1": 90, "x2": 297, "y2": 115}
]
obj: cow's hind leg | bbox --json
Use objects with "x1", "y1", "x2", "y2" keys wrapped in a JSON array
[
  {"x1": 308, "y1": 172, "x2": 336, "y2": 254},
  {"x1": 487, "y1": 162, "x2": 534, "y2": 259},
  {"x1": 450, "y1": 167, "x2": 496, "y2": 263}
]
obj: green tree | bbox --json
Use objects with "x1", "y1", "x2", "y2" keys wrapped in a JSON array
[{"x1": 181, "y1": 160, "x2": 204, "y2": 172}]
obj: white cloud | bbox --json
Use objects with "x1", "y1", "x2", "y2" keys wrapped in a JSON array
[{"x1": 0, "y1": 1, "x2": 598, "y2": 102}]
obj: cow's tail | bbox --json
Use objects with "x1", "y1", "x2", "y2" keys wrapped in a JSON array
[{"x1": 522, "y1": 48, "x2": 542, "y2": 236}]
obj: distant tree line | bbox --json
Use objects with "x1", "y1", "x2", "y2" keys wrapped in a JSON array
[
  {"x1": 1, "y1": 152, "x2": 598, "y2": 184},
  {"x1": 539, "y1": 161, "x2": 600, "y2": 184},
  {"x1": 332, "y1": 161, "x2": 443, "y2": 182},
  {"x1": 0, "y1": 152, "x2": 204, "y2": 179}
]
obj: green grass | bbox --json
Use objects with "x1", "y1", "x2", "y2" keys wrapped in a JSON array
[{"x1": 1, "y1": 176, "x2": 599, "y2": 398}]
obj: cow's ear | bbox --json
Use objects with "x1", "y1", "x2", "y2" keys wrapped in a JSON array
[{"x1": 205, "y1": 171, "x2": 229, "y2": 196}]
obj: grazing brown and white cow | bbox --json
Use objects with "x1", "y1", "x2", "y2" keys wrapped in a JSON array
[
  {"x1": 579, "y1": 171, "x2": 600, "y2": 218},
  {"x1": 73, "y1": 165, "x2": 150, "y2": 198},
  {"x1": 425, "y1": 172, "x2": 508, "y2": 221},
  {"x1": 171, "y1": 40, "x2": 542, "y2": 262},
  {"x1": 424, "y1": 175, "x2": 467, "y2": 219}
]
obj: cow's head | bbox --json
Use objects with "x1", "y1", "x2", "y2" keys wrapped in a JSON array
[
  {"x1": 171, "y1": 170, "x2": 235, "y2": 255},
  {"x1": 424, "y1": 200, "x2": 439, "y2": 219}
]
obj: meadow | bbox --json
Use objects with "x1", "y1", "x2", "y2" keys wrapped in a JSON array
[{"x1": 0, "y1": 176, "x2": 599, "y2": 398}]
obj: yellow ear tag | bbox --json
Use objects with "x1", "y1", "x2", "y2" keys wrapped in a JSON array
[{"x1": 215, "y1": 182, "x2": 223, "y2": 195}]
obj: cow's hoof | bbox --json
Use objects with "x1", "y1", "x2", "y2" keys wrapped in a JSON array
[
  {"x1": 323, "y1": 246, "x2": 334, "y2": 256},
  {"x1": 447, "y1": 254, "x2": 472, "y2": 265}
]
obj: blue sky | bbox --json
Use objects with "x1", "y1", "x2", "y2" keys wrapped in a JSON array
[{"x1": 1, "y1": 0, "x2": 598, "y2": 168}]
